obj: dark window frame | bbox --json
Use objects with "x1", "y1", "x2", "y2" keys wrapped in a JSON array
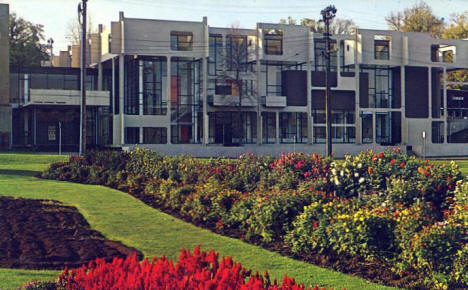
[
  {"x1": 170, "y1": 31, "x2": 193, "y2": 51},
  {"x1": 374, "y1": 39, "x2": 390, "y2": 60},
  {"x1": 264, "y1": 29, "x2": 283, "y2": 55}
]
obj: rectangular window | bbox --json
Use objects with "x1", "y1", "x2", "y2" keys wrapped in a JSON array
[
  {"x1": 314, "y1": 39, "x2": 337, "y2": 72},
  {"x1": 209, "y1": 34, "x2": 223, "y2": 76},
  {"x1": 313, "y1": 109, "x2": 355, "y2": 144},
  {"x1": 431, "y1": 44, "x2": 455, "y2": 63},
  {"x1": 374, "y1": 36, "x2": 390, "y2": 60},
  {"x1": 262, "y1": 112, "x2": 276, "y2": 144},
  {"x1": 143, "y1": 57, "x2": 167, "y2": 115},
  {"x1": 143, "y1": 127, "x2": 167, "y2": 144},
  {"x1": 226, "y1": 35, "x2": 247, "y2": 72},
  {"x1": 361, "y1": 65, "x2": 393, "y2": 108},
  {"x1": 280, "y1": 112, "x2": 307, "y2": 143},
  {"x1": 125, "y1": 127, "x2": 139, "y2": 144},
  {"x1": 170, "y1": 31, "x2": 193, "y2": 51},
  {"x1": 264, "y1": 29, "x2": 283, "y2": 55},
  {"x1": 432, "y1": 121, "x2": 444, "y2": 143},
  {"x1": 124, "y1": 57, "x2": 139, "y2": 115},
  {"x1": 361, "y1": 113, "x2": 373, "y2": 144}
]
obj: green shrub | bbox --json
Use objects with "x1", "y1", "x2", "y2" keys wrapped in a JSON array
[{"x1": 246, "y1": 190, "x2": 315, "y2": 243}]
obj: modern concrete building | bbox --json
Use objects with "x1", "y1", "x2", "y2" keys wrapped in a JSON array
[{"x1": 4, "y1": 6, "x2": 468, "y2": 156}]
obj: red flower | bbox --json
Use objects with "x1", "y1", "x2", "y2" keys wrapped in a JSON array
[
  {"x1": 400, "y1": 162, "x2": 406, "y2": 167},
  {"x1": 378, "y1": 152, "x2": 384, "y2": 158},
  {"x1": 368, "y1": 167, "x2": 373, "y2": 175},
  {"x1": 313, "y1": 221, "x2": 319, "y2": 229},
  {"x1": 390, "y1": 159, "x2": 395, "y2": 165},
  {"x1": 372, "y1": 155, "x2": 378, "y2": 162}
]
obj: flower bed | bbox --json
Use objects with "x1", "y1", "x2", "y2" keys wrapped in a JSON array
[
  {"x1": 41, "y1": 149, "x2": 468, "y2": 289},
  {"x1": 24, "y1": 247, "x2": 331, "y2": 290}
]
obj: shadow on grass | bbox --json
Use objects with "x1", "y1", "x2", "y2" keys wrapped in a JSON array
[{"x1": 0, "y1": 169, "x2": 40, "y2": 177}]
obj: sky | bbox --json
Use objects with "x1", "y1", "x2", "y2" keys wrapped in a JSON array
[{"x1": 2, "y1": 0, "x2": 468, "y2": 52}]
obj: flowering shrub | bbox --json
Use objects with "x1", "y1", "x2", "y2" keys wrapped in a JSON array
[
  {"x1": 287, "y1": 199, "x2": 397, "y2": 261},
  {"x1": 57, "y1": 246, "x2": 329, "y2": 290},
  {"x1": 41, "y1": 148, "x2": 468, "y2": 289}
]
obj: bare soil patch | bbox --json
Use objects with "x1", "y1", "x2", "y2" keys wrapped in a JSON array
[{"x1": 0, "y1": 196, "x2": 142, "y2": 270}]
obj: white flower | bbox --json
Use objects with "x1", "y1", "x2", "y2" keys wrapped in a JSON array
[
  {"x1": 331, "y1": 168, "x2": 337, "y2": 175},
  {"x1": 358, "y1": 177, "x2": 365, "y2": 184},
  {"x1": 357, "y1": 163, "x2": 363, "y2": 169},
  {"x1": 354, "y1": 172, "x2": 359, "y2": 178},
  {"x1": 340, "y1": 170, "x2": 344, "y2": 177}
]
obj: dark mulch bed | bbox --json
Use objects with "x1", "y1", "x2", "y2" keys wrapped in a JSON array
[
  {"x1": 130, "y1": 191, "x2": 426, "y2": 289},
  {"x1": 0, "y1": 196, "x2": 142, "y2": 270}
]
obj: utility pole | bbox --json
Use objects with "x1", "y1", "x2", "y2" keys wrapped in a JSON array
[
  {"x1": 321, "y1": 5, "x2": 337, "y2": 157},
  {"x1": 78, "y1": 0, "x2": 87, "y2": 155}
]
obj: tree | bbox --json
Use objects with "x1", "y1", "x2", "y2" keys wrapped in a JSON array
[
  {"x1": 9, "y1": 13, "x2": 49, "y2": 66},
  {"x1": 385, "y1": 1, "x2": 444, "y2": 37},
  {"x1": 66, "y1": 14, "x2": 97, "y2": 45},
  {"x1": 279, "y1": 17, "x2": 356, "y2": 34},
  {"x1": 442, "y1": 12, "x2": 468, "y2": 39}
]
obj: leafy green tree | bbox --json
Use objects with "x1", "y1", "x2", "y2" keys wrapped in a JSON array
[
  {"x1": 385, "y1": 1, "x2": 444, "y2": 37},
  {"x1": 9, "y1": 13, "x2": 49, "y2": 66}
]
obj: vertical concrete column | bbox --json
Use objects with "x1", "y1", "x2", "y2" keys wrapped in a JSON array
[
  {"x1": 139, "y1": 127, "x2": 143, "y2": 144},
  {"x1": 166, "y1": 56, "x2": 172, "y2": 144},
  {"x1": 111, "y1": 57, "x2": 115, "y2": 114},
  {"x1": 138, "y1": 59, "x2": 143, "y2": 116},
  {"x1": 202, "y1": 17, "x2": 209, "y2": 145},
  {"x1": 97, "y1": 63, "x2": 103, "y2": 91},
  {"x1": 275, "y1": 111, "x2": 280, "y2": 144},
  {"x1": 443, "y1": 67, "x2": 448, "y2": 144},
  {"x1": 256, "y1": 24, "x2": 262, "y2": 145},
  {"x1": 306, "y1": 30, "x2": 313, "y2": 144},
  {"x1": 119, "y1": 55, "x2": 125, "y2": 145}
]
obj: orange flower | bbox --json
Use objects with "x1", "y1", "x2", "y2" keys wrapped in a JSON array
[{"x1": 368, "y1": 167, "x2": 373, "y2": 175}]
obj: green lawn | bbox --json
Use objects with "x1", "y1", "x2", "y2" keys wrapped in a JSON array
[{"x1": 0, "y1": 153, "x2": 396, "y2": 290}]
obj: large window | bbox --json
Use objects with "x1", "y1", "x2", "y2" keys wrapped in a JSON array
[
  {"x1": 314, "y1": 39, "x2": 337, "y2": 72},
  {"x1": 143, "y1": 127, "x2": 167, "y2": 144},
  {"x1": 313, "y1": 110, "x2": 355, "y2": 143},
  {"x1": 209, "y1": 34, "x2": 223, "y2": 76},
  {"x1": 264, "y1": 29, "x2": 283, "y2": 55},
  {"x1": 124, "y1": 58, "x2": 139, "y2": 115},
  {"x1": 374, "y1": 36, "x2": 390, "y2": 60},
  {"x1": 262, "y1": 112, "x2": 276, "y2": 144},
  {"x1": 361, "y1": 65, "x2": 393, "y2": 108},
  {"x1": 143, "y1": 57, "x2": 167, "y2": 115},
  {"x1": 280, "y1": 112, "x2": 307, "y2": 143},
  {"x1": 209, "y1": 112, "x2": 256, "y2": 144},
  {"x1": 170, "y1": 31, "x2": 193, "y2": 51},
  {"x1": 226, "y1": 35, "x2": 248, "y2": 72}
]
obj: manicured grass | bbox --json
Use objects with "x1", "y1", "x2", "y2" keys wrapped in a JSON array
[{"x1": 0, "y1": 153, "x2": 395, "y2": 290}]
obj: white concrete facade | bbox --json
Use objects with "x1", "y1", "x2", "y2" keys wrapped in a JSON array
[{"x1": 62, "y1": 13, "x2": 468, "y2": 156}]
